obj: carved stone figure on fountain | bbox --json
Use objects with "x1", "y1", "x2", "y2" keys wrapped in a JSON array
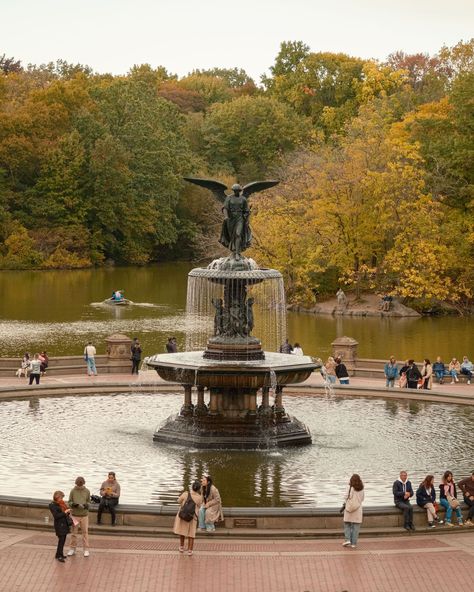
[
  {"x1": 183, "y1": 177, "x2": 279, "y2": 268},
  {"x1": 212, "y1": 298, "x2": 224, "y2": 336},
  {"x1": 244, "y1": 297, "x2": 254, "y2": 336}
]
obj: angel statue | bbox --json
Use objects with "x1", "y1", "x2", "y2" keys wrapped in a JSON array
[{"x1": 183, "y1": 178, "x2": 279, "y2": 260}]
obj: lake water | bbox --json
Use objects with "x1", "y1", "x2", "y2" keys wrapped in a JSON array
[
  {"x1": 1, "y1": 392, "x2": 473, "y2": 507},
  {"x1": 0, "y1": 264, "x2": 472, "y2": 361}
]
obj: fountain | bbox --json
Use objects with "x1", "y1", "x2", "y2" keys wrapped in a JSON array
[{"x1": 146, "y1": 178, "x2": 316, "y2": 448}]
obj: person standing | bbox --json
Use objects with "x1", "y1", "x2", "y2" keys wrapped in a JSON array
[
  {"x1": 416, "y1": 475, "x2": 443, "y2": 527},
  {"x1": 173, "y1": 480, "x2": 203, "y2": 555},
  {"x1": 440, "y1": 471, "x2": 463, "y2": 527},
  {"x1": 97, "y1": 471, "x2": 121, "y2": 526},
  {"x1": 198, "y1": 475, "x2": 223, "y2": 532},
  {"x1": 49, "y1": 490, "x2": 72, "y2": 562},
  {"x1": 342, "y1": 474, "x2": 364, "y2": 549},
  {"x1": 28, "y1": 354, "x2": 42, "y2": 385},
  {"x1": 458, "y1": 471, "x2": 474, "y2": 526},
  {"x1": 399, "y1": 360, "x2": 409, "y2": 388},
  {"x1": 130, "y1": 338, "x2": 142, "y2": 375},
  {"x1": 420, "y1": 358, "x2": 433, "y2": 390},
  {"x1": 67, "y1": 476, "x2": 91, "y2": 557},
  {"x1": 384, "y1": 357, "x2": 398, "y2": 388},
  {"x1": 335, "y1": 357, "x2": 349, "y2": 385},
  {"x1": 84, "y1": 341, "x2": 97, "y2": 376},
  {"x1": 393, "y1": 470, "x2": 415, "y2": 531},
  {"x1": 166, "y1": 337, "x2": 178, "y2": 353},
  {"x1": 39, "y1": 351, "x2": 49, "y2": 375}
]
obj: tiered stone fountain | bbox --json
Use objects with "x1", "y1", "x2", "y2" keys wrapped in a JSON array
[{"x1": 146, "y1": 178, "x2": 316, "y2": 448}]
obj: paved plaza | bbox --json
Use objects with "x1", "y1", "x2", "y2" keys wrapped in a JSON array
[{"x1": 0, "y1": 527, "x2": 473, "y2": 592}]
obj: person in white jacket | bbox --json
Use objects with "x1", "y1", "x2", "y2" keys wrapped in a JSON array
[{"x1": 342, "y1": 474, "x2": 365, "y2": 548}]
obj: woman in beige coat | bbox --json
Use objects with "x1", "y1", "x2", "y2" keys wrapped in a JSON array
[
  {"x1": 173, "y1": 480, "x2": 202, "y2": 555},
  {"x1": 342, "y1": 474, "x2": 364, "y2": 549},
  {"x1": 421, "y1": 358, "x2": 433, "y2": 389},
  {"x1": 198, "y1": 475, "x2": 223, "y2": 532}
]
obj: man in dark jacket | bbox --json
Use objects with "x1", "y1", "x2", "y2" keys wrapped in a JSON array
[
  {"x1": 406, "y1": 360, "x2": 422, "y2": 389},
  {"x1": 393, "y1": 471, "x2": 415, "y2": 531},
  {"x1": 458, "y1": 471, "x2": 474, "y2": 526}
]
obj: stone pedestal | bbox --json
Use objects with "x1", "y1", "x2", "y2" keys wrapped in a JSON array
[
  {"x1": 105, "y1": 334, "x2": 133, "y2": 372},
  {"x1": 331, "y1": 336, "x2": 358, "y2": 374}
]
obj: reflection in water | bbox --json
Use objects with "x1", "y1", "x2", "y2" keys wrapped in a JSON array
[{"x1": 0, "y1": 392, "x2": 473, "y2": 507}]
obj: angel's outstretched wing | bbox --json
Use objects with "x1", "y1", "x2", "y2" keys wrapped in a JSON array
[
  {"x1": 242, "y1": 180, "x2": 279, "y2": 197},
  {"x1": 183, "y1": 177, "x2": 228, "y2": 203}
]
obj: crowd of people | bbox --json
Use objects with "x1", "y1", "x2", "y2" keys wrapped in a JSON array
[
  {"x1": 384, "y1": 356, "x2": 473, "y2": 389},
  {"x1": 48, "y1": 472, "x2": 223, "y2": 561}
]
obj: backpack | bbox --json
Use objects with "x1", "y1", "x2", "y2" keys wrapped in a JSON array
[{"x1": 178, "y1": 493, "x2": 196, "y2": 522}]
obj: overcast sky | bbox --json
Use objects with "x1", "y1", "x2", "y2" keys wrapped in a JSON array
[{"x1": 2, "y1": 0, "x2": 473, "y2": 81}]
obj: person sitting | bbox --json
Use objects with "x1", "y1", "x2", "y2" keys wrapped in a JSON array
[
  {"x1": 393, "y1": 471, "x2": 415, "y2": 531},
  {"x1": 432, "y1": 357, "x2": 446, "y2": 384},
  {"x1": 440, "y1": 470, "x2": 463, "y2": 527},
  {"x1": 416, "y1": 475, "x2": 443, "y2": 527},
  {"x1": 335, "y1": 357, "x2": 349, "y2": 385},
  {"x1": 448, "y1": 358, "x2": 461, "y2": 384},
  {"x1": 406, "y1": 360, "x2": 422, "y2": 389},
  {"x1": 420, "y1": 358, "x2": 433, "y2": 390},
  {"x1": 325, "y1": 356, "x2": 337, "y2": 384},
  {"x1": 279, "y1": 339, "x2": 293, "y2": 354},
  {"x1": 460, "y1": 356, "x2": 473, "y2": 384},
  {"x1": 291, "y1": 342, "x2": 304, "y2": 356},
  {"x1": 458, "y1": 471, "x2": 474, "y2": 526},
  {"x1": 97, "y1": 472, "x2": 120, "y2": 526}
]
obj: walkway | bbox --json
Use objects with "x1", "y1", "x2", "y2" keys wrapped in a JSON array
[
  {"x1": 0, "y1": 369, "x2": 472, "y2": 396},
  {"x1": 0, "y1": 527, "x2": 473, "y2": 592}
]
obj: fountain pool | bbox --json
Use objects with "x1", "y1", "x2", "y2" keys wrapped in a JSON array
[{"x1": 1, "y1": 391, "x2": 473, "y2": 507}]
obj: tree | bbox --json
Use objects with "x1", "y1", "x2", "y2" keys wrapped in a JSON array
[{"x1": 201, "y1": 95, "x2": 310, "y2": 178}]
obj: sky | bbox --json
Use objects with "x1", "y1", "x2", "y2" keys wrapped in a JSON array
[{"x1": 2, "y1": 0, "x2": 473, "y2": 81}]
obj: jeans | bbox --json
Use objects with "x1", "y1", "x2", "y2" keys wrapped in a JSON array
[
  {"x1": 87, "y1": 357, "x2": 97, "y2": 375},
  {"x1": 131, "y1": 359, "x2": 140, "y2": 374},
  {"x1": 434, "y1": 370, "x2": 446, "y2": 383},
  {"x1": 29, "y1": 373, "x2": 40, "y2": 385},
  {"x1": 395, "y1": 501, "x2": 413, "y2": 527},
  {"x1": 339, "y1": 378, "x2": 349, "y2": 385},
  {"x1": 198, "y1": 506, "x2": 215, "y2": 531},
  {"x1": 327, "y1": 375, "x2": 336, "y2": 384},
  {"x1": 440, "y1": 498, "x2": 463, "y2": 523},
  {"x1": 461, "y1": 368, "x2": 473, "y2": 379},
  {"x1": 343, "y1": 522, "x2": 361, "y2": 545},
  {"x1": 386, "y1": 377, "x2": 395, "y2": 388},
  {"x1": 449, "y1": 369, "x2": 458, "y2": 380}
]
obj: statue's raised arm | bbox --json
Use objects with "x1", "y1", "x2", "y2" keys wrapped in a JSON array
[{"x1": 183, "y1": 177, "x2": 279, "y2": 260}]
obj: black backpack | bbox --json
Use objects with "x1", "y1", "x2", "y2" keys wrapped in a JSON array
[{"x1": 178, "y1": 493, "x2": 196, "y2": 522}]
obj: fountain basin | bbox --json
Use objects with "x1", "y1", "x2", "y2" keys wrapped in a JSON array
[{"x1": 145, "y1": 351, "x2": 316, "y2": 389}]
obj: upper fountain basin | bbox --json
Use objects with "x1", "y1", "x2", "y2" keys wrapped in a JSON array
[{"x1": 145, "y1": 351, "x2": 317, "y2": 389}]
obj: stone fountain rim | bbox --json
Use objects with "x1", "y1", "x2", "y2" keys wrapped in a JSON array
[{"x1": 188, "y1": 267, "x2": 283, "y2": 280}]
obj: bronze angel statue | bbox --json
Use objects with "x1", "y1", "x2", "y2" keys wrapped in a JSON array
[{"x1": 183, "y1": 178, "x2": 279, "y2": 260}]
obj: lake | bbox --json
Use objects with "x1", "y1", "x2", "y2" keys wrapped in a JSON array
[{"x1": 0, "y1": 264, "x2": 472, "y2": 361}]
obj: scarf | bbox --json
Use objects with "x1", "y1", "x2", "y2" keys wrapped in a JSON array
[
  {"x1": 444, "y1": 482, "x2": 454, "y2": 496},
  {"x1": 57, "y1": 498, "x2": 69, "y2": 512}
]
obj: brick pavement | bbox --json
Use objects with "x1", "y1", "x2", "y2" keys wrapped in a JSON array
[{"x1": 1, "y1": 527, "x2": 474, "y2": 592}]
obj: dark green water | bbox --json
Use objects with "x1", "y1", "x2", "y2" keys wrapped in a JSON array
[{"x1": 1, "y1": 265, "x2": 472, "y2": 361}]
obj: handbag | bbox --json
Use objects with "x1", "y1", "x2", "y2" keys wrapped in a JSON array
[
  {"x1": 339, "y1": 502, "x2": 346, "y2": 514},
  {"x1": 446, "y1": 494, "x2": 460, "y2": 509}
]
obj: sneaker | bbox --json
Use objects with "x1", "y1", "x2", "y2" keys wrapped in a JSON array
[
  {"x1": 179, "y1": 546, "x2": 184, "y2": 553},
  {"x1": 468, "y1": 380, "x2": 471, "y2": 384},
  {"x1": 465, "y1": 520, "x2": 474, "y2": 527},
  {"x1": 455, "y1": 376, "x2": 459, "y2": 382},
  {"x1": 435, "y1": 517, "x2": 443, "y2": 524},
  {"x1": 445, "y1": 521, "x2": 455, "y2": 527},
  {"x1": 67, "y1": 549, "x2": 75, "y2": 556},
  {"x1": 351, "y1": 545, "x2": 356, "y2": 548},
  {"x1": 450, "y1": 381, "x2": 455, "y2": 384},
  {"x1": 342, "y1": 541, "x2": 351, "y2": 547},
  {"x1": 428, "y1": 522, "x2": 435, "y2": 528},
  {"x1": 84, "y1": 550, "x2": 90, "y2": 557},
  {"x1": 187, "y1": 550, "x2": 193, "y2": 556}
]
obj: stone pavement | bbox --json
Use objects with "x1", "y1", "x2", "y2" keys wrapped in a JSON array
[
  {"x1": 0, "y1": 527, "x2": 473, "y2": 592},
  {"x1": 0, "y1": 368, "x2": 472, "y2": 397}
]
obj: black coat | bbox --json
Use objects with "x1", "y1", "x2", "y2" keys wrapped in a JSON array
[
  {"x1": 416, "y1": 485, "x2": 436, "y2": 507},
  {"x1": 49, "y1": 502, "x2": 70, "y2": 537}
]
